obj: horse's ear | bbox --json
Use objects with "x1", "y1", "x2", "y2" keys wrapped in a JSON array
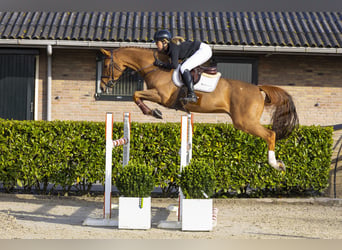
[{"x1": 100, "y1": 48, "x2": 111, "y2": 57}]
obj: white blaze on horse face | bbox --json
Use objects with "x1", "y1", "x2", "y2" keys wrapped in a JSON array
[{"x1": 268, "y1": 150, "x2": 278, "y2": 168}]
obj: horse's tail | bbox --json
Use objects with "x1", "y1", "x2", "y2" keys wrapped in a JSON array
[{"x1": 259, "y1": 85, "x2": 299, "y2": 140}]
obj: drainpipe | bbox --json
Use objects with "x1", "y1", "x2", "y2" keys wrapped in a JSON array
[{"x1": 47, "y1": 45, "x2": 52, "y2": 121}]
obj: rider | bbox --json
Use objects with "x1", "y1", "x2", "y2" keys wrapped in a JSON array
[{"x1": 153, "y1": 30, "x2": 213, "y2": 103}]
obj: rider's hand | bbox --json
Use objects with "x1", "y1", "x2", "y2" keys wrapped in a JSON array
[{"x1": 153, "y1": 59, "x2": 165, "y2": 67}]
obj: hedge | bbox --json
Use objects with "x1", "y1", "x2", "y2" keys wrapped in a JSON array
[{"x1": 0, "y1": 119, "x2": 333, "y2": 197}]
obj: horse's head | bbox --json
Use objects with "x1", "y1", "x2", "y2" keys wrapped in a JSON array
[{"x1": 100, "y1": 48, "x2": 126, "y2": 92}]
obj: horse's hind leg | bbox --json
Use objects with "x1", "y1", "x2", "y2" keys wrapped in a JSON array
[
  {"x1": 233, "y1": 120, "x2": 286, "y2": 171},
  {"x1": 256, "y1": 126, "x2": 286, "y2": 171}
]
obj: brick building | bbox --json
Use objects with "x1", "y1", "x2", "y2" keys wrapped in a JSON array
[{"x1": 0, "y1": 12, "x2": 341, "y2": 197}]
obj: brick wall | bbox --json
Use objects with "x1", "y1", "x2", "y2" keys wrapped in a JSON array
[
  {"x1": 258, "y1": 54, "x2": 342, "y2": 126},
  {"x1": 37, "y1": 49, "x2": 342, "y2": 197}
]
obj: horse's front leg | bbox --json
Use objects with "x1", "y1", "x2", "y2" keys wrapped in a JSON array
[{"x1": 133, "y1": 89, "x2": 163, "y2": 119}]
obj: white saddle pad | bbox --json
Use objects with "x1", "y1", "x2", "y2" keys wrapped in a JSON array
[{"x1": 172, "y1": 65, "x2": 221, "y2": 93}]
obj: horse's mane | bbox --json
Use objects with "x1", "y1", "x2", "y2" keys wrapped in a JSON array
[
  {"x1": 115, "y1": 46, "x2": 171, "y2": 63},
  {"x1": 115, "y1": 46, "x2": 160, "y2": 62}
]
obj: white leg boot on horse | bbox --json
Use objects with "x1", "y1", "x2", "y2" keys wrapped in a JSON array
[{"x1": 268, "y1": 150, "x2": 285, "y2": 171}]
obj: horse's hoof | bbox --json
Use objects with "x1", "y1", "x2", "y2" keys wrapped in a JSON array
[
  {"x1": 275, "y1": 160, "x2": 286, "y2": 172},
  {"x1": 152, "y1": 109, "x2": 163, "y2": 119}
]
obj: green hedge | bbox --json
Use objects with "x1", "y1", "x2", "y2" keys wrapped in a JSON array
[
  {"x1": 179, "y1": 158, "x2": 216, "y2": 199},
  {"x1": 0, "y1": 119, "x2": 333, "y2": 197},
  {"x1": 115, "y1": 159, "x2": 155, "y2": 197},
  {"x1": 0, "y1": 120, "x2": 105, "y2": 193}
]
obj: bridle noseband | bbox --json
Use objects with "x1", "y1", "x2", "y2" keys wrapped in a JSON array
[{"x1": 101, "y1": 50, "x2": 123, "y2": 88}]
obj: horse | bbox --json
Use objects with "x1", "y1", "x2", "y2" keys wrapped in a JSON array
[{"x1": 100, "y1": 47, "x2": 298, "y2": 171}]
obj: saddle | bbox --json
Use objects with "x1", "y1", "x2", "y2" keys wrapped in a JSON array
[
  {"x1": 172, "y1": 64, "x2": 221, "y2": 93},
  {"x1": 186, "y1": 65, "x2": 218, "y2": 84}
]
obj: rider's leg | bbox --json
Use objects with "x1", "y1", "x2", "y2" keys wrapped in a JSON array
[
  {"x1": 180, "y1": 43, "x2": 212, "y2": 72},
  {"x1": 180, "y1": 43, "x2": 212, "y2": 103},
  {"x1": 181, "y1": 69, "x2": 198, "y2": 103}
]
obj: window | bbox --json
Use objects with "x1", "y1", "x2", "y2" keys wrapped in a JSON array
[
  {"x1": 95, "y1": 52, "x2": 144, "y2": 101},
  {"x1": 212, "y1": 56, "x2": 258, "y2": 85}
]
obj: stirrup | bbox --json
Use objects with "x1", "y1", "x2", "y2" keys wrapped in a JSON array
[{"x1": 180, "y1": 94, "x2": 198, "y2": 103}]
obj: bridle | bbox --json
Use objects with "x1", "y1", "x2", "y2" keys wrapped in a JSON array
[
  {"x1": 101, "y1": 49, "x2": 162, "y2": 88},
  {"x1": 101, "y1": 50, "x2": 123, "y2": 88}
]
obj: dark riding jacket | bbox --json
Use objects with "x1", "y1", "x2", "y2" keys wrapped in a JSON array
[{"x1": 158, "y1": 40, "x2": 201, "y2": 69}]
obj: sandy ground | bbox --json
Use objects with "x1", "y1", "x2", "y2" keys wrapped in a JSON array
[{"x1": 0, "y1": 193, "x2": 341, "y2": 239}]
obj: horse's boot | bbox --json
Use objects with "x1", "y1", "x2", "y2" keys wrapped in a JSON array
[{"x1": 180, "y1": 69, "x2": 198, "y2": 103}]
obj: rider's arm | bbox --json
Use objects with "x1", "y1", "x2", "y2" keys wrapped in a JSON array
[
  {"x1": 154, "y1": 60, "x2": 176, "y2": 69},
  {"x1": 154, "y1": 43, "x2": 179, "y2": 69}
]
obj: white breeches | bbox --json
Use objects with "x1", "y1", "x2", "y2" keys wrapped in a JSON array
[{"x1": 180, "y1": 43, "x2": 212, "y2": 74}]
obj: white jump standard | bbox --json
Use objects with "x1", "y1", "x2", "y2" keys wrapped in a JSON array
[
  {"x1": 158, "y1": 113, "x2": 218, "y2": 231},
  {"x1": 83, "y1": 112, "x2": 130, "y2": 227}
]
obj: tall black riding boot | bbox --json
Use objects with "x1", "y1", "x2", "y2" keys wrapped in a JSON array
[{"x1": 180, "y1": 69, "x2": 198, "y2": 103}]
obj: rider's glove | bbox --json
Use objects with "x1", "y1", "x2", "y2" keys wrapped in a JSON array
[{"x1": 154, "y1": 59, "x2": 165, "y2": 68}]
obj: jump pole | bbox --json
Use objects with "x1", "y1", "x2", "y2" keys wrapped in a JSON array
[{"x1": 83, "y1": 112, "x2": 130, "y2": 227}]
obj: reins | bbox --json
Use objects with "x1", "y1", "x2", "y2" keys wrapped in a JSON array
[
  {"x1": 131, "y1": 64, "x2": 158, "y2": 77},
  {"x1": 131, "y1": 50, "x2": 160, "y2": 76}
]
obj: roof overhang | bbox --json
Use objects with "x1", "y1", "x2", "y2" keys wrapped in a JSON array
[
  {"x1": 212, "y1": 44, "x2": 342, "y2": 55},
  {"x1": 1, "y1": 39, "x2": 342, "y2": 56}
]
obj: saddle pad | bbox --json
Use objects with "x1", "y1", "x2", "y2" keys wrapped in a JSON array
[{"x1": 172, "y1": 65, "x2": 221, "y2": 93}]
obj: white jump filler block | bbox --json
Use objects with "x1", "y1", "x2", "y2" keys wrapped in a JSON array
[
  {"x1": 118, "y1": 197, "x2": 151, "y2": 230},
  {"x1": 182, "y1": 199, "x2": 213, "y2": 231}
]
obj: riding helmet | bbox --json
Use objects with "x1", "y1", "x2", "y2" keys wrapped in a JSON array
[{"x1": 154, "y1": 30, "x2": 171, "y2": 42}]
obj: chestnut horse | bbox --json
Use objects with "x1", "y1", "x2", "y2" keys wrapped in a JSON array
[{"x1": 100, "y1": 47, "x2": 298, "y2": 171}]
